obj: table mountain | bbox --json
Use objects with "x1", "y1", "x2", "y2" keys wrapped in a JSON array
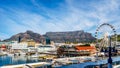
[
  {"x1": 4, "y1": 30, "x2": 95, "y2": 43},
  {"x1": 44, "y1": 30, "x2": 95, "y2": 43}
]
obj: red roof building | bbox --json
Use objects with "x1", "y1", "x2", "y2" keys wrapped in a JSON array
[
  {"x1": 1, "y1": 45, "x2": 6, "y2": 51},
  {"x1": 75, "y1": 46, "x2": 96, "y2": 55}
]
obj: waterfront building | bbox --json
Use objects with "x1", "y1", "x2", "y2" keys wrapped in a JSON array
[
  {"x1": 0, "y1": 41, "x2": 13, "y2": 50},
  {"x1": 0, "y1": 45, "x2": 6, "y2": 51},
  {"x1": 0, "y1": 41, "x2": 12, "y2": 45},
  {"x1": 57, "y1": 44, "x2": 96, "y2": 57},
  {"x1": 21, "y1": 39, "x2": 36, "y2": 47},
  {"x1": 11, "y1": 42, "x2": 28, "y2": 50},
  {"x1": 11, "y1": 41, "x2": 28, "y2": 53},
  {"x1": 27, "y1": 39, "x2": 36, "y2": 47},
  {"x1": 57, "y1": 45, "x2": 79, "y2": 57},
  {"x1": 27, "y1": 46, "x2": 37, "y2": 53},
  {"x1": 75, "y1": 45, "x2": 96, "y2": 56}
]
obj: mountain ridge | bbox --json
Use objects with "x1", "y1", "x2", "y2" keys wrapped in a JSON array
[{"x1": 4, "y1": 30, "x2": 96, "y2": 43}]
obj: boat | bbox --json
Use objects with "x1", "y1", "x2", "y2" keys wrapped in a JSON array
[
  {"x1": 19, "y1": 51, "x2": 26, "y2": 56},
  {"x1": 31, "y1": 53, "x2": 39, "y2": 58},
  {"x1": 37, "y1": 45, "x2": 57, "y2": 54},
  {"x1": 7, "y1": 53, "x2": 14, "y2": 56},
  {"x1": 0, "y1": 51, "x2": 7, "y2": 56},
  {"x1": 52, "y1": 61, "x2": 63, "y2": 67}
]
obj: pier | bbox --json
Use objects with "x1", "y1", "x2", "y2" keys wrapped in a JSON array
[{"x1": 1, "y1": 62, "x2": 51, "y2": 68}]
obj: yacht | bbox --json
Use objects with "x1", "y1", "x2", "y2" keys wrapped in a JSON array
[
  {"x1": 37, "y1": 45, "x2": 57, "y2": 54},
  {"x1": 31, "y1": 53, "x2": 39, "y2": 58}
]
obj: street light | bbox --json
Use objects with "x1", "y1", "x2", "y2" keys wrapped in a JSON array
[{"x1": 108, "y1": 36, "x2": 112, "y2": 68}]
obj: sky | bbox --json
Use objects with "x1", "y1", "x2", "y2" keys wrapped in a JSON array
[{"x1": 0, "y1": 0, "x2": 120, "y2": 40}]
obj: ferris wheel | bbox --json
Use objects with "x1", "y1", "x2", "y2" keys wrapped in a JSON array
[{"x1": 95, "y1": 23, "x2": 117, "y2": 51}]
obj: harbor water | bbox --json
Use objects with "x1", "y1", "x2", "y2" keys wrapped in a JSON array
[
  {"x1": 0, "y1": 55, "x2": 52, "y2": 67},
  {"x1": 1, "y1": 56, "x2": 120, "y2": 68}
]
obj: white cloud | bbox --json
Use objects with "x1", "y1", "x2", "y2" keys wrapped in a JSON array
[
  {"x1": 0, "y1": 0, "x2": 120, "y2": 39},
  {"x1": 0, "y1": 32, "x2": 9, "y2": 40}
]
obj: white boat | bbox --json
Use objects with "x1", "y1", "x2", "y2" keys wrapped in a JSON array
[
  {"x1": 37, "y1": 45, "x2": 57, "y2": 54},
  {"x1": 0, "y1": 51, "x2": 7, "y2": 56},
  {"x1": 31, "y1": 53, "x2": 39, "y2": 58},
  {"x1": 52, "y1": 61, "x2": 63, "y2": 67},
  {"x1": 20, "y1": 53, "x2": 26, "y2": 56},
  {"x1": 19, "y1": 51, "x2": 26, "y2": 56},
  {"x1": 7, "y1": 53, "x2": 14, "y2": 56},
  {"x1": 52, "y1": 64, "x2": 62, "y2": 68},
  {"x1": 113, "y1": 63, "x2": 120, "y2": 68}
]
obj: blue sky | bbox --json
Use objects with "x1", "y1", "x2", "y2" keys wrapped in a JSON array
[{"x1": 0, "y1": 0, "x2": 120, "y2": 40}]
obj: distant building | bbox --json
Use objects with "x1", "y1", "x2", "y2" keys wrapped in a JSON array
[
  {"x1": 0, "y1": 41, "x2": 13, "y2": 51},
  {"x1": 1, "y1": 44, "x2": 7, "y2": 51},
  {"x1": 11, "y1": 42, "x2": 28, "y2": 50},
  {"x1": 27, "y1": 39, "x2": 36, "y2": 47},
  {"x1": 0, "y1": 41, "x2": 12, "y2": 46},
  {"x1": 21, "y1": 39, "x2": 36, "y2": 47}
]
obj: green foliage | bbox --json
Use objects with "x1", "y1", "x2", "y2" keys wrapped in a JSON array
[
  {"x1": 84, "y1": 43, "x2": 90, "y2": 46},
  {"x1": 117, "y1": 35, "x2": 120, "y2": 41},
  {"x1": 78, "y1": 44, "x2": 90, "y2": 46}
]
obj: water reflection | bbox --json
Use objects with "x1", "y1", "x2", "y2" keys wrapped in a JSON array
[
  {"x1": 1, "y1": 56, "x2": 120, "y2": 68},
  {"x1": 0, "y1": 56, "x2": 41, "y2": 66}
]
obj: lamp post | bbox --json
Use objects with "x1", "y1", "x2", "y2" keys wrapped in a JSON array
[{"x1": 108, "y1": 36, "x2": 112, "y2": 68}]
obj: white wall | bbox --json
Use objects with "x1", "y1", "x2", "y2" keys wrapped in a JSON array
[{"x1": 11, "y1": 42, "x2": 28, "y2": 49}]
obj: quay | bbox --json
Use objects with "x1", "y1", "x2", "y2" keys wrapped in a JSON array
[{"x1": 1, "y1": 62, "x2": 51, "y2": 68}]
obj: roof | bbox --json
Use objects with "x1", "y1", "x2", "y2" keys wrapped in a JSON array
[{"x1": 75, "y1": 46, "x2": 96, "y2": 51}]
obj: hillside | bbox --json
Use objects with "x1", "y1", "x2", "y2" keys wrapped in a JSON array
[{"x1": 4, "y1": 30, "x2": 45, "y2": 43}]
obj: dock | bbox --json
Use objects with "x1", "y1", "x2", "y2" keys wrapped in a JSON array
[{"x1": 1, "y1": 62, "x2": 51, "y2": 68}]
